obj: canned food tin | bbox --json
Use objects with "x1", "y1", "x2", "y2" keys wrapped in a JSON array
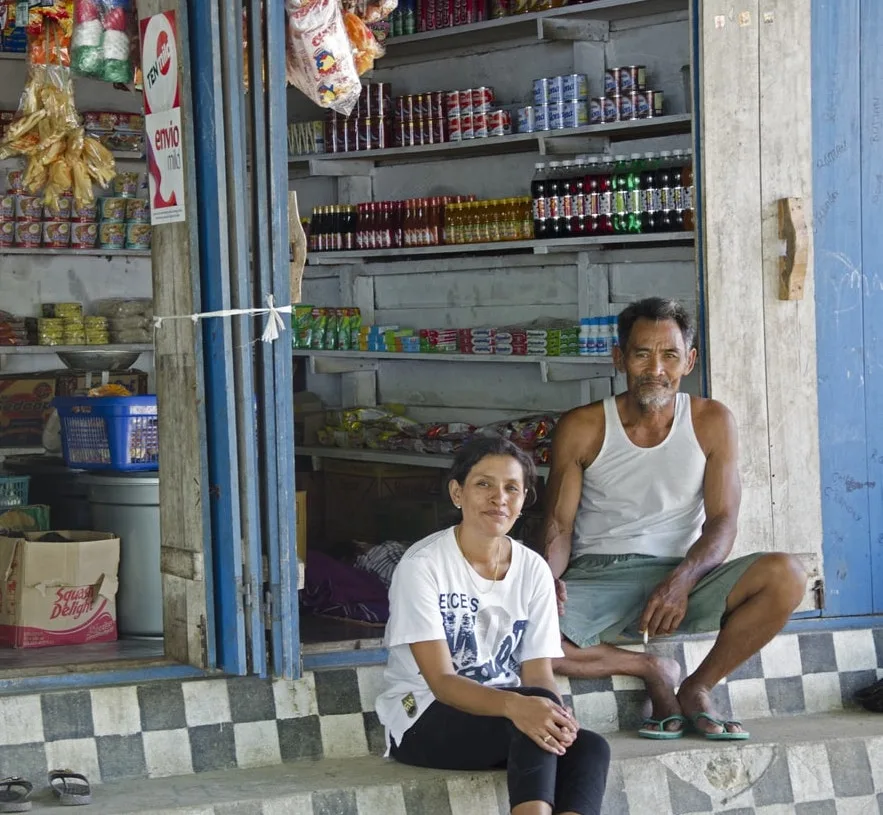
[
  {"x1": 473, "y1": 111, "x2": 489, "y2": 138},
  {"x1": 358, "y1": 117, "x2": 372, "y2": 151},
  {"x1": 562, "y1": 100, "x2": 588, "y2": 129},
  {"x1": 444, "y1": 91, "x2": 461, "y2": 117},
  {"x1": 14, "y1": 221, "x2": 42, "y2": 247},
  {"x1": 416, "y1": 93, "x2": 431, "y2": 117},
  {"x1": 633, "y1": 90, "x2": 652, "y2": 119},
  {"x1": 70, "y1": 222, "x2": 98, "y2": 249},
  {"x1": 618, "y1": 65, "x2": 646, "y2": 93},
  {"x1": 459, "y1": 89, "x2": 473, "y2": 116},
  {"x1": 447, "y1": 115, "x2": 462, "y2": 141},
  {"x1": 15, "y1": 195, "x2": 43, "y2": 222},
  {"x1": 615, "y1": 93, "x2": 634, "y2": 121},
  {"x1": 42, "y1": 221, "x2": 71, "y2": 248},
  {"x1": 472, "y1": 86, "x2": 495, "y2": 110},
  {"x1": 6, "y1": 169, "x2": 24, "y2": 194},
  {"x1": 412, "y1": 116, "x2": 424, "y2": 146},
  {"x1": 533, "y1": 78, "x2": 550, "y2": 107},
  {"x1": 421, "y1": 117, "x2": 434, "y2": 144},
  {"x1": 430, "y1": 91, "x2": 446, "y2": 120},
  {"x1": 346, "y1": 118, "x2": 358, "y2": 151},
  {"x1": 603, "y1": 69, "x2": 620, "y2": 96},
  {"x1": 488, "y1": 109, "x2": 511, "y2": 136},
  {"x1": 0, "y1": 194, "x2": 12, "y2": 219},
  {"x1": 461, "y1": 112, "x2": 474, "y2": 140},
  {"x1": 125, "y1": 223, "x2": 152, "y2": 251},
  {"x1": 602, "y1": 96, "x2": 619, "y2": 123},
  {"x1": 433, "y1": 117, "x2": 447, "y2": 143},
  {"x1": 548, "y1": 102, "x2": 565, "y2": 130},
  {"x1": 517, "y1": 106, "x2": 536, "y2": 134},
  {"x1": 396, "y1": 95, "x2": 413, "y2": 119},
  {"x1": 0, "y1": 220, "x2": 14, "y2": 246},
  {"x1": 548, "y1": 76, "x2": 565, "y2": 105},
  {"x1": 562, "y1": 73, "x2": 588, "y2": 101},
  {"x1": 534, "y1": 104, "x2": 551, "y2": 132},
  {"x1": 589, "y1": 97, "x2": 605, "y2": 124},
  {"x1": 647, "y1": 89, "x2": 664, "y2": 117},
  {"x1": 369, "y1": 82, "x2": 392, "y2": 115},
  {"x1": 624, "y1": 91, "x2": 641, "y2": 120}
]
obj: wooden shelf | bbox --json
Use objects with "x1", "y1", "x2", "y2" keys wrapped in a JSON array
[
  {"x1": 307, "y1": 231, "x2": 693, "y2": 264},
  {"x1": 375, "y1": 0, "x2": 689, "y2": 65},
  {"x1": 0, "y1": 248, "x2": 150, "y2": 258},
  {"x1": 297, "y1": 444, "x2": 551, "y2": 478},
  {"x1": 291, "y1": 115, "x2": 692, "y2": 171},
  {"x1": 0, "y1": 52, "x2": 25, "y2": 61},
  {"x1": 295, "y1": 349, "x2": 611, "y2": 365},
  {"x1": 0, "y1": 344, "x2": 153, "y2": 355}
]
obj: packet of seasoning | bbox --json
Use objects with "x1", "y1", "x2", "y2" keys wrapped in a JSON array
[
  {"x1": 309, "y1": 308, "x2": 328, "y2": 350},
  {"x1": 324, "y1": 308, "x2": 340, "y2": 350}
]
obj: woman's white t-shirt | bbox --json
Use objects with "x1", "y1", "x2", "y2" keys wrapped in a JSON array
[{"x1": 375, "y1": 527, "x2": 564, "y2": 749}]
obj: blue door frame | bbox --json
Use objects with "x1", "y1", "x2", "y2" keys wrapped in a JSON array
[{"x1": 812, "y1": 0, "x2": 883, "y2": 617}]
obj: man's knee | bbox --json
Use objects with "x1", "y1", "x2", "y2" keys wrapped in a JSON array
[{"x1": 758, "y1": 552, "x2": 807, "y2": 604}]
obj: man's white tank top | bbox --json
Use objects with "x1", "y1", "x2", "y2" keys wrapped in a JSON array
[{"x1": 572, "y1": 392, "x2": 707, "y2": 559}]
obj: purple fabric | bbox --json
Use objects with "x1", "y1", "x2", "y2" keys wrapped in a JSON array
[{"x1": 301, "y1": 550, "x2": 390, "y2": 623}]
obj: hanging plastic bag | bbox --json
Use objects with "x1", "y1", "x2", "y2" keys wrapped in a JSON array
[
  {"x1": 285, "y1": 0, "x2": 361, "y2": 116},
  {"x1": 343, "y1": 11, "x2": 383, "y2": 75},
  {"x1": 71, "y1": 0, "x2": 138, "y2": 84},
  {"x1": 341, "y1": 0, "x2": 398, "y2": 24}
]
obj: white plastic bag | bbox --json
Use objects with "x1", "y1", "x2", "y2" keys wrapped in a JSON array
[{"x1": 285, "y1": 0, "x2": 361, "y2": 116}]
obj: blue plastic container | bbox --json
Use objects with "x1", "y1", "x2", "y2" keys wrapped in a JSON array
[{"x1": 53, "y1": 396, "x2": 159, "y2": 472}]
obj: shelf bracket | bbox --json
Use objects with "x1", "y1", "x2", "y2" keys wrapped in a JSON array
[
  {"x1": 538, "y1": 18, "x2": 609, "y2": 43},
  {"x1": 540, "y1": 360, "x2": 614, "y2": 382}
]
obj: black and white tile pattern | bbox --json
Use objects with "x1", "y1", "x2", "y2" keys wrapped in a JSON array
[{"x1": 0, "y1": 626, "x2": 877, "y2": 788}]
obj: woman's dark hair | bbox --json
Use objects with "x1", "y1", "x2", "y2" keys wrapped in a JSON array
[
  {"x1": 448, "y1": 436, "x2": 538, "y2": 507},
  {"x1": 617, "y1": 297, "x2": 695, "y2": 351}
]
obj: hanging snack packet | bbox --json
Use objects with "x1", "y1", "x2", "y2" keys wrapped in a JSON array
[{"x1": 285, "y1": 0, "x2": 361, "y2": 116}]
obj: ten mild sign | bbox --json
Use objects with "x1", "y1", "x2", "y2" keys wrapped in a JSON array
[{"x1": 140, "y1": 11, "x2": 185, "y2": 225}]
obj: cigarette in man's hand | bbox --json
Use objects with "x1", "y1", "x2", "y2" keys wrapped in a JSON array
[{"x1": 643, "y1": 629, "x2": 649, "y2": 646}]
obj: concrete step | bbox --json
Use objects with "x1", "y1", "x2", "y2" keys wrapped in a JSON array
[{"x1": 16, "y1": 712, "x2": 883, "y2": 815}]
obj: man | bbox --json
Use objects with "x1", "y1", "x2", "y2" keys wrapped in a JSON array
[{"x1": 543, "y1": 297, "x2": 807, "y2": 739}]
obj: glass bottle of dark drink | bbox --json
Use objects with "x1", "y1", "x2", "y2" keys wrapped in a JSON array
[
  {"x1": 639, "y1": 152, "x2": 658, "y2": 233},
  {"x1": 597, "y1": 157, "x2": 615, "y2": 234},
  {"x1": 531, "y1": 162, "x2": 550, "y2": 239},
  {"x1": 656, "y1": 151, "x2": 674, "y2": 232},
  {"x1": 546, "y1": 161, "x2": 563, "y2": 239}
]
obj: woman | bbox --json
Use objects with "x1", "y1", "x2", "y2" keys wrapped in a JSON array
[{"x1": 376, "y1": 437, "x2": 610, "y2": 815}]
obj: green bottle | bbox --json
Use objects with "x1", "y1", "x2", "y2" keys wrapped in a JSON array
[
  {"x1": 626, "y1": 153, "x2": 643, "y2": 233},
  {"x1": 611, "y1": 155, "x2": 629, "y2": 234}
]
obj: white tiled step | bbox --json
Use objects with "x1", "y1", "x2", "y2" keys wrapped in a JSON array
[{"x1": 24, "y1": 712, "x2": 883, "y2": 815}]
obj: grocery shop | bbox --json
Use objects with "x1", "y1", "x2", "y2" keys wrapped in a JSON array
[{"x1": 0, "y1": 0, "x2": 879, "y2": 792}]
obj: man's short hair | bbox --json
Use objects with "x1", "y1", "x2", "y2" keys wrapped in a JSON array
[{"x1": 617, "y1": 297, "x2": 695, "y2": 351}]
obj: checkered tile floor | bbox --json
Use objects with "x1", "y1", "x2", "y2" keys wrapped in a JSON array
[{"x1": 0, "y1": 626, "x2": 879, "y2": 788}]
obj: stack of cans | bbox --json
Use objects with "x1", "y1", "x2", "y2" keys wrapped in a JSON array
[
  {"x1": 589, "y1": 66, "x2": 664, "y2": 124},
  {"x1": 446, "y1": 86, "x2": 511, "y2": 142},
  {"x1": 324, "y1": 83, "x2": 393, "y2": 153},
  {"x1": 394, "y1": 91, "x2": 448, "y2": 147},
  {"x1": 518, "y1": 74, "x2": 589, "y2": 134}
]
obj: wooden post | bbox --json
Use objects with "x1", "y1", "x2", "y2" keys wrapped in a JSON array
[{"x1": 137, "y1": 0, "x2": 212, "y2": 667}]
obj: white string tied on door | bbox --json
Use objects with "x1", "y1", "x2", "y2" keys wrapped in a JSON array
[{"x1": 153, "y1": 295, "x2": 293, "y2": 344}]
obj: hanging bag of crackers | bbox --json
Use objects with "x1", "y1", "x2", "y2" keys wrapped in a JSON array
[
  {"x1": 0, "y1": 15, "x2": 116, "y2": 214},
  {"x1": 71, "y1": 0, "x2": 138, "y2": 84}
]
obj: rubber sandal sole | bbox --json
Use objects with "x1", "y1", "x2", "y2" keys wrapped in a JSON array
[
  {"x1": 48, "y1": 771, "x2": 91, "y2": 807},
  {"x1": 0, "y1": 777, "x2": 33, "y2": 813},
  {"x1": 638, "y1": 714, "x2": 688, "y2": 740},
  {"x1": 690, "y1": 712, "x2": 750, "y2": 740}
]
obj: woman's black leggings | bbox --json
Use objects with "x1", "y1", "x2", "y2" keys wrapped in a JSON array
[{"x1": 390, "y1": 686, "x2": 610, "y2": 814}]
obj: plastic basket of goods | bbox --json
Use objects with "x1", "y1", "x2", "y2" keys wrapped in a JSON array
[{"x1": 0, "y1": 475, "x2": 30, "y2": 508}]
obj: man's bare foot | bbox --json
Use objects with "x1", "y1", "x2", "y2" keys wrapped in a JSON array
[
  {"x1": 643, "y1": 656, "x2": 684, "y2": 732},
  {"x1": 677, "y1": 679, "x2": 745, "y2": 735}
]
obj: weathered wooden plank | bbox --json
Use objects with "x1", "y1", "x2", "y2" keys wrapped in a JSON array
[
  {"x1": 758, "y1": 0, "x2": 823, "y2": 577},
  {"x1": 137, "y1": 0, "x2": 211, "y2": 669},
  {"x1": 858, "y1": 0, "x2": 883, "y2": 612},
  {"x1": 700, "y1": 0, "x2": 773, "y2": 557},
  {"x1": 811, "y1": 0, "x2": 868, "y2": 614},
  {"x1": 608, "y1": 261, "x2": 696, "y2": 302},
  {"x1": 375, "y1": 305, "x2": 575, "y2": 328},
  {"x1": 372, "y1": 267, "x2": 578, "y2": 309}
]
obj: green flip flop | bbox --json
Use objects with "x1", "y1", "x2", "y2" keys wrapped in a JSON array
[
  {"x1": 638, "y1": 714, "x2": 688, "y2": 739},
  {"x1": 690, "y1": 712, "x2": 750, "y2": 740}
]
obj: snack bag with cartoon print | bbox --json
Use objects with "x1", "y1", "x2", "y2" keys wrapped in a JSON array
[{"x1": 285, "y1": 0, "x2": 361, "y2": 116}]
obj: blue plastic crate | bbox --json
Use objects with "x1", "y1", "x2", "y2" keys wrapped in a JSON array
[
  {"x1": 0, "y1": 474, "x2": 29, "y2": 508},
  {"x1": 53, "y1": 396, "x2": 159, "y2": 472}
]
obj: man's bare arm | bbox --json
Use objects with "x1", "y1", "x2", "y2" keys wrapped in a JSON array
[{"x1": 542, "y1": 410, "x2": 593, "y2": 580}]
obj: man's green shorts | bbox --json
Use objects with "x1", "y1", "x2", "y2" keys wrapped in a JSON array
[{"x1": 559, "y1": 552, "x2": 764, "y2": 648}]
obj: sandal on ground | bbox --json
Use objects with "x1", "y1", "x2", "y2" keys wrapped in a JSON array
[
  {"x1": 0, "y1": 778, "x2": 32, "y2": 813},
  {"x1": 48, "y1": 771, "x2": 91, "y2": 806},
  {"x1": 638, "y1": 714, "x2": 688, "y2": 740},
  {"x1": 690, "y1": 712, "x2": 750, "y2": 740}
]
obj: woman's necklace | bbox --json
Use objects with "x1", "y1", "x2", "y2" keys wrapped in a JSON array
[{"x1": 454, "y1": 525, "x2": 502, "y2": 595}]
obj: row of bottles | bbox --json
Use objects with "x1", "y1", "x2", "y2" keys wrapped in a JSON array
[
  {"x1": 445, "y1": 198, "x2": 534, "y2": 244},
  {"x1": 530, "y1": 150, "x2": 695, "y2": 239}
]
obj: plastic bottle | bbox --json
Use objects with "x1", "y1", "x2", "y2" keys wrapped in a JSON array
[
  {"x1": 656, "y1": 151, "x2": 674, "y2": 232},
  {"x1": 681, "y1": 148, "x2": 695, "y2": 232},
  {"x1": 639, "y1": 152, "x2": 658, "y2": 233},
  {"x1": 611, "y1": 155, "x2": 629, "y2": 234},
  {"x1": 579, "y1": 318, "x2": 592, "y2": 356},
  {"x1": 531, "y1": 163, "x2": 550, "y2": 239},
  {"x1": 560, "y1": 160, "x2": 575, "y2": 236},
  {"x1": 597, "y1": 156, "x2": 615, "y2": 234},
  {"x1": 520, "y1": 196, "x2": 533, "y2": 240},
  {"x1": 584, "y1": 156, "x2": 600, "y2": 235},
  {"x1": 606, "y1": 314, "x2": 619, "y2": 352},
  {"x1": 571, "y1": 159, "x2": 586, "y2": 236},
  {"x1": 546, "y1": 161, "x2": 564, "y2": 238},
  {"x1": 627, "y1": 153, "x2": 643, "y2": 233}
]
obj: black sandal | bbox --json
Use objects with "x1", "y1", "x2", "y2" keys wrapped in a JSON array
[
  {"x1": 48, "y1": 771, "x2": 91, "y2": 807},
  {"x1": 0, "y1": 778, "x2": 32, "y2": 813}
]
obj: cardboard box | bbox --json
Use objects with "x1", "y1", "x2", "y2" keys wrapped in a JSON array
[
  {"x1": 0, "y1": 371, "x2": 149, "y2": 448},
  {"x1": 296, "y1": 491, "x2": 307, "y2": 563},
  {"x1": 0, "y1": 531, "x2": 120, "y2": 648}
]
